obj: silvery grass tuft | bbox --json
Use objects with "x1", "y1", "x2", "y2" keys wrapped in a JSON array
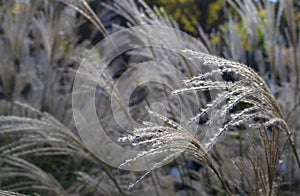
[
  {"x1": 174, "y1": 50, "x2": 293, "y2": 147},
  {"x1": 118, "y1": 109, "x2": 231, "y2": 194},
  {"x1": 119, "y1": 49, "x2": 299, "y2": 194}
]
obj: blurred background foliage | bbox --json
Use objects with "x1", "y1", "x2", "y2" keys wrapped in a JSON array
[{"x1": 145, "y1": 0, "x2": 225, "y2": 34}]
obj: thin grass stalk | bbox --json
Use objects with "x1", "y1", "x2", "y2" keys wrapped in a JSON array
[
  {"x1": 194, "y1": 150, "x2": 232, "y2": 195},
  {"x1": 59, "y1": 0, "x2": 109, "y2": 37}
]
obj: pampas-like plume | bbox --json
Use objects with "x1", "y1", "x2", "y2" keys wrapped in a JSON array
[
  {"x1": 119, "y1": 109, "x2": 231, "y2": 194},
  {"x1": 174, "y1": 50, "x2": 298, "y2": 162},
  {"x1": 120, "y1": 49, "x2": 299, "y2": 193}
]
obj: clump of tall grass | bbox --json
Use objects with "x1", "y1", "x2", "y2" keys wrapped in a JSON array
[
  {"x1": 0, "y1": 101, "x2": 124, "y2": 195},
  {"x1": 119, "y1": 49, "x2": 298, "y2": 194},
  {"x1": 217, "y1": 1, "x2": 300, "y2": 191},
  {"x1": 0, "y1": 1, "x2": 125, "y2": 195}
]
